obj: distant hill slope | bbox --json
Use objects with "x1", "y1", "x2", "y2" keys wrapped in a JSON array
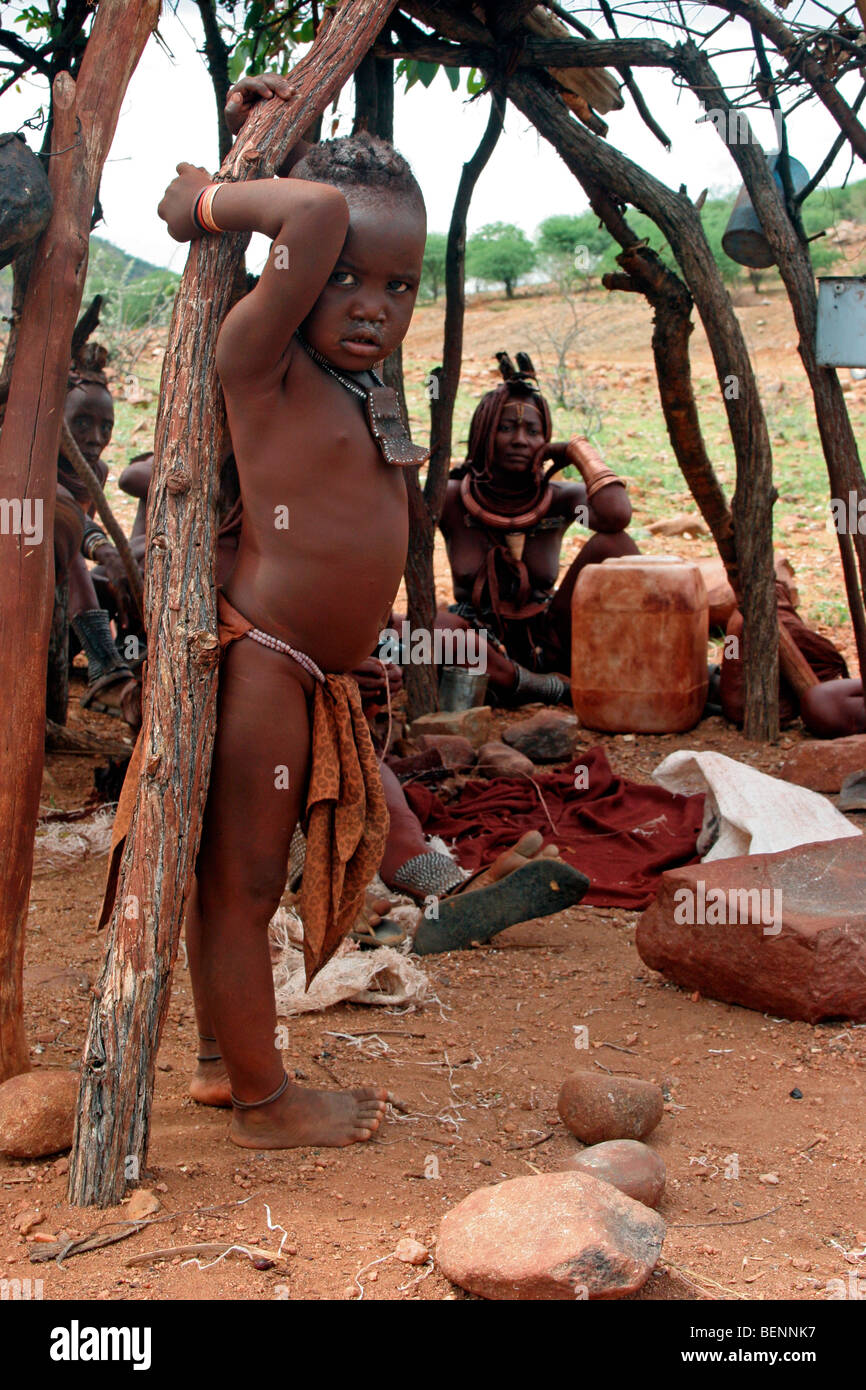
[
  {"x1": 86, "y1": 236, "x2": 174, "y2": 285},
  {"x1": 83, "y1": 237, "x2": 180, "y2": 329},
  {"x1": 0, "y1": 235, "x2": 180, "y2": 327}
]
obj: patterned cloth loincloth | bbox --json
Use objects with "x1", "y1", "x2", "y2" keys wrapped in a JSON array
[{"x1": 97, "y1": 591, "x2": 389, "y2": 985}]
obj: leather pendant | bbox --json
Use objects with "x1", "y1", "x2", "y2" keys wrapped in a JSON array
[
  {"x1": 366, "y1": 386, "x2": 430, "y2": 467},
  {"x1": 504, "y1": 531, "x2": 526, "y2": 561}
]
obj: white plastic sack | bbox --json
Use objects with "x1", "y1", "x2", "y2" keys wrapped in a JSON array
[
  {"x1": 269, "y1": 907, "x2": 429, "y2": 1015},
  {"x1": 653, "y1": 749, "x2": 862, "y2": 860}
]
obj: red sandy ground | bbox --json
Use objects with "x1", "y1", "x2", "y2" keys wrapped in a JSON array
[
  {"x1": 3, "y1": 684, "x2": 864, "y2": 1304},
  {"x1": 2, "y1": 287, "x2": 864, "y2": 1302}
]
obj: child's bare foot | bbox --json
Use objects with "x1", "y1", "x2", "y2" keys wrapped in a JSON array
[
  {"x1": 230, "y1": 1081, "x2": 389, "y2": 1149},
  {"x1": 189, "y1": 1058, "x2": 232, "y2": 1108}
]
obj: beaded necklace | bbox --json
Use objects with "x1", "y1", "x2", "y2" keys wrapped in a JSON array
[{"x1": 296, "y1": 332, "x2": 429, "y2": 467}]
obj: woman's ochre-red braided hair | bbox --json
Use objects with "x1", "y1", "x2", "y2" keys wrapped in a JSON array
[{"x1": 464, "y1": 377, "x2": 552, "y2": 485}]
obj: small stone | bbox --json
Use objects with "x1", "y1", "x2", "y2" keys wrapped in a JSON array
[
  {"x1": 52, "y1": 1156, "x2": 69, "y2": 1176},
  {"x1": 12, "y1": 1208, "x2": 44, "y2": 1236},
  {"x1": 395, "y1": 1237, "x2": 429, "y2": 1265},
  {"x1": 126, "y1": 1188, "x2": 161, "y2": 1221},
  {"x1": 561, "y1": 1139, "x2": 666, "y2": 1209},
  {"x1": 839, "y1": 769, "x2": 866, "y2": 812},
  {"x1": 0, "y1": 1070, "x2": 78, "y2": 1159},
  {"x1": 502, "y1": 710, "x2": 579, "y2": 763},
  {"x1": 789, "y1": 1088, "x2": 803, "y2": 1100},
  {"x1": 758, "y1": 1172, "x2": 780, "y2": 1185},
  {"x1": 413, "y1": 734, "x2": 476, "y2": 769},
  {"x1": 436, "y1": 1171, "x2": 665, "y2": 1300},
  {"x1": 646, "y1": 512, "x2": 709, "y2": 537},
  {"x1": 409, "y1": 707, "x2": 492, "y2": 749},
  {"x1": 780, "y1": 735, "x2": 866, "y2": 794},
  {"x1": 557, "y1": 1071, "x2": 664, "y2": 1144},
  {"x1": 476, "y1": 741, "x2": 535, "y2": 778}
]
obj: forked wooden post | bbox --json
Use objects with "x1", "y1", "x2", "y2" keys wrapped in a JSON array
[
  {"x1": 69, "y1": 0, "x2": 399, "y2": 1208},
  {"x1": 0, "y1": 0, "x2": 160, "y2": 1085}
]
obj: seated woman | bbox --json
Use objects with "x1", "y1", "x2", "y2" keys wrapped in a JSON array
[{"x1": 438, "y1": 353, "x2": 637, "y2": 704}]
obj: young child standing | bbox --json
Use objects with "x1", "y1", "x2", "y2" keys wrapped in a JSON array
[{"x1": 153, "y1": 127, "x2": 428, "y2": 1149}]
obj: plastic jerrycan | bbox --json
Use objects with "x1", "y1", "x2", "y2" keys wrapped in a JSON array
[{"x1": 571, "y1": 555, "x2": 709, "y2": 733}]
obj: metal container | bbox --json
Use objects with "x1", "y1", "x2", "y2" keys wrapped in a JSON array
[
  {"x1": 722, "y1": 153, "x2": 810, "y2": 269},
  {"x1": 438, "y1": 664, "x2": 488, "y2": 712},
  {"x1": 816, "y1": 277, "x2": 866, "y2": 368}
]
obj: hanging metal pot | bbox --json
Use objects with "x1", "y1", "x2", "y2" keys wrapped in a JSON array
[{"x1": 722, "y1": 152, "x2": 810, "y2": 269}]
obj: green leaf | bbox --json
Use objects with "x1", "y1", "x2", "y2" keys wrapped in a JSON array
[
  {"x1": 415, "y1": 61, "x2": 438, "y2": 89},
  {"x1": 228, "y1": 39, "x2": 249, "y2": 83},
  {"x1": 401, "y1": 59, "x2": 420, "y2": 91},
  {"x1": 466, "y1": 67, "x2": 485, "y2": 95},
  {"x1": 445, "y1": 65, "x2": 460, "y2": 92}
]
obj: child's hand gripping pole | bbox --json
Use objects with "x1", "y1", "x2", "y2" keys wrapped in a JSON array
[{"x1": 157, "y1": 162, "x2": 216, "y2": 243}]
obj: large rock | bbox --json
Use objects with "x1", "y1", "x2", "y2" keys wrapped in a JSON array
[
  {"x1": 0, "y1": 1070, "x2": 78, "y2": 1159},
  {"x1": 561, "y1": 1139, "x2": 666, "y2": 1209},
  {"x1": 436, "y1": 1171, "x2": 665, "y2": 1300},
  {"x1": 780, "y1": 735, "x2": 866, "y2": 794},
  {"x1": 413, "y1": 734, "x2": 476, "y2": 769},
  {"x1": 558, "y1": 1071, "x2": 664, "y2": 1144},
  {"x1": 636, "y1": 838, "x2": 866, "y2": 1023},
  {"x1": 502, "y1": 710, "x2": 579, "y2": 763},
  {"x1": 476, "y1": 740, "x2": 535, "y2": 778},
  {"x1": 409, "y1": 707, "x2": 492, "y2": 749}
]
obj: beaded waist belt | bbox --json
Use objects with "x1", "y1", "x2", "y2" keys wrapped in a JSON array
[{"x1": 247, "y1": 626, "x2": 326, "y2": 684}]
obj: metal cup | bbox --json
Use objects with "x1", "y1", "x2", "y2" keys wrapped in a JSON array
[{"x1": 438, "y1": 664, "x2": 489, "y2": 711}]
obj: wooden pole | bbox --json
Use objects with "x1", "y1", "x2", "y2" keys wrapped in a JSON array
[
  {"x1": 0, "y1": 0, "x2": 160, "y2": 1085},
  {"x1": 70, "y1": 0, "x2": 400, "y2": 1209},
  {"x1": 583, "y1": 178, "x2": 738, "y2": 585},
  {"x1": 676, "y1": 42, "x2": 866, "y2": 685},
  {"x1": 404, "y1": 90, "x2": 505, "y2": 719},
  {"x1": 506, "y1": 72, "x2": 780, "y2": 741}
]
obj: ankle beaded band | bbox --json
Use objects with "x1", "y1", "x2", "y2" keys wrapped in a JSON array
[{"x1": 231, "y1": 1071, "x2": 289, "y2": 1111}]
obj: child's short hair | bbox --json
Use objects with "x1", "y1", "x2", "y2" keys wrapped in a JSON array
[{"x1": 293, "y1": 131, "x2": 425, "y2": 213}]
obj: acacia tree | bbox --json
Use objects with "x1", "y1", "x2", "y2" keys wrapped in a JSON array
[{"x1": 467, "y1": 220, "x2": 537, "y2": 297}]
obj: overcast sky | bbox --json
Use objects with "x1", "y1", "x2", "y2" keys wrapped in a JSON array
[{"x1": 3, "y1": 0, "x2": 863, "y2": 272}]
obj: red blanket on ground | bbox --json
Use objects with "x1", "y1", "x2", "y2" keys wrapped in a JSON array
[{"x1": 404, "y1": 746, "x2": 705, "y2": 909}]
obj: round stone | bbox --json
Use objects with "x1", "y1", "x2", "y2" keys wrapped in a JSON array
[
  {"x1": 561, "y1": 1139, "x2": 666, "y2": 1208},
  {"x1": 557, "y1": 1070, "x2": 664, "y2": 1144}
]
